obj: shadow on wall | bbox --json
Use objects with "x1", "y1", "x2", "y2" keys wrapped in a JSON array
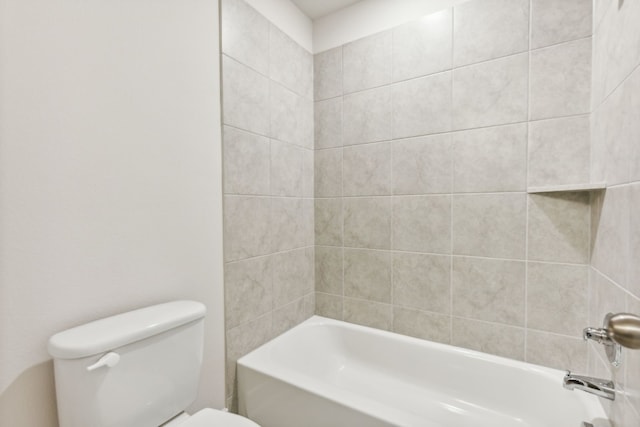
[{"x1": 0, "y1": 361, "x2": 59, "y2": 427}]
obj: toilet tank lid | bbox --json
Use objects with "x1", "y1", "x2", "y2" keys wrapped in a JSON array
[{"x1": 48, "y1": 300, "x2": 206, "y2": 359}]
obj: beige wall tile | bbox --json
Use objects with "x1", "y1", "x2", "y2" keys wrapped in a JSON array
[
  {"x1": 222, "y1": 55, "x2": 270, "y2": 135},
  {"x1": 221, "y1": 0, "x2": 269, "y2": 74},
  {"x1": 223, "y1": 126, "x2": 270, "y2": 195},
  {"x1": 527, "y1": 262, "x2": 588, "y2": 337},
  {"x1": 343, "y1": 298, "x2": 393, "y2": 331},
  {"x1": 528, "y1": 115, "x2": 590, "y2": 187},
  {"x1": 302, "y1": 149, "x2": 314, "y2": 199},
  {"x1": 315, "y1": 246, "x2": 343, "y2": 295},
  {"x1": 592, "y1": 186, "x2": 630, "y2": 288},
  {"x1": 453, "y1": 123, "x2": 527, "y2": 192},
  {"x1": 223, "y1": 196, "x2": 271, "y2": 262},
  {"x1": 314, "y1": 46, "x2": 343, "y2": 101},
  {"x1": 344, "y1": 249, "x2": 392, "y2": 303},
  {"x1": 270, "y1": 82, "x2": 313, "y2": 148},
  {"x1": 343, "y1": 142, "x2": 391, "y2": 196},
  {"x1": 452, "y1": 193, "x2": 526, "y2": 259},
  {"x1": 272, "y1": 248, "x2": 314, "y2": 308},
  {"x1": 526, "y1": 331, "x2": 588, "y2": 371},
  {"x1": 343, "y1": 86, "x2": 392, "y2": 145},
  {"x1": 452, "y1": 256, "x2": 525, "y2": 326},
  {"x1": 453, "y1": 0, "x2": 529, "y2": 67},
  {"x1": 343, "y1": 31, "x2": 392, "y2": 94},
  {"x1": 530, "y1": 0, "x2": 592, "y2": 49},
  {"x1": 315, "y1": 97, "x2": 343, "y2": 149},
  {"x1": 528, "y1": 192, "x2": 590, "y2": 264},
  {"x1": 273, "y1": 297, "x2": 309, "y2": 337},
  {"x1": 392, "y1": 72, "x2": 452, "y2": 138},
  {"x1": 269, "y1": 24, "x2": 313, "y2": 99},
  {"x1": 270, "y1": 197, "x2": 306, "y2": 252},
  {"x1": 530, "y1": 38, "x2": 591, "y2": 120},
  {"x1": 391, "y1": 134, "x2": 452, "y2": 195},
  {"x1": 344, "y1": 197, "x2": 391, "y2": 249},
  {"x1": 393, "y1": 252, "x2": 451, "y2": 314},
  {"x1": 225, "y1": 256, "x2": 272, "y2": 330},
  {"x1": 314, "y1": 148, "x2": 342, "y2": 197},
  {"x1": 315, "y1": 198, "x2": 343, "y2": 246},
  {"x1": 270, "y1": 139, "x2": 303, "y2": 197},
  {"x1": 392, "y1": 195, "x2": 451, "y2": 254},
  {"x1": 315, "y1": 292, "x2": 343, "y2": 320},
  {"x1": 393, "y1": 307, "x2": 451, "y2": 344},
  {"x1": 452, "y1": 317, "x2": 525, "y2": 360},
  {"x1": 226, "y1": 313, "x2": 273, "y2": 398},
  {"x1": 392, "y1": 9, "x2": 452, "y2": 82},
  {"x1": 629, "y1": 184, "x2": 640, "y2": 297},
  {"x1": 453, "y1": 53, "x2": 528, "y2": 130}
]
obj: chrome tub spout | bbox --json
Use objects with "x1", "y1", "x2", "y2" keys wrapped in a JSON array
[{"x1": 563, "y1": 371, "x2": 615, "y2": 401}]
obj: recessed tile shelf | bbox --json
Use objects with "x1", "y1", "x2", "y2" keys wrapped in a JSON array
[{"x1": 527, "y1": 182, "x2": 607, "y2": 194}]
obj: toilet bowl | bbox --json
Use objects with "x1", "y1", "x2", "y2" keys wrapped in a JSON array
[
  {"x1": 48, "y1": 301, "x2": 261, "y2": 427},
  {"x1": 166, "y1": 409, "x2": 259, "y2": 427}
]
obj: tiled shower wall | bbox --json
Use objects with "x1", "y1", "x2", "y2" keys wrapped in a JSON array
[
  {"x1": 314, "y1": 0, "x2": 596, "y2": 368},
  {"x1": 587, "y1": 0, "x2": 640, "y2": 425},
  {"x1": 220, "y1": 0, "x2": 315, "y2": 408}
]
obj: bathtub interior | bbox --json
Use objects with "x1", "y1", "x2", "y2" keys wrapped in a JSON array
[{"x1": 238, "y1": 316, "x2": 611, "y2": 427}]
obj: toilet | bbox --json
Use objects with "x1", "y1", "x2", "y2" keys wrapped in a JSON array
[{"x1": 48, "y1": 300, "x2": 259, "y2": 427}]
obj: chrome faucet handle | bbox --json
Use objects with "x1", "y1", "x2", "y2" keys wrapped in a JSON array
[{"x1": 583, "y1": 326, "x2": 612, "y2": 345}]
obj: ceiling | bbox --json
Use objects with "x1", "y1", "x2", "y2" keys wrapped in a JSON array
[{"x1": 291, "y1": 0, "x2": 363, "y2": 20}]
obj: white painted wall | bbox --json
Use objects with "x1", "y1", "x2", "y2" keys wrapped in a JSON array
[
  {"x1": 313, "y1": 0, "x2": 474, "y2": 53},
  {"x1": 0, "y1": 0, "x2": 225, "y2": 425},
  {"x1": 245, "y1": 0, "x2": 313, "y2": 52}
]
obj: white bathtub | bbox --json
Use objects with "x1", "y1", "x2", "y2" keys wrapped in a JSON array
[{"x1": 237, "y1": 316, "x2": 611, "y2": 427}]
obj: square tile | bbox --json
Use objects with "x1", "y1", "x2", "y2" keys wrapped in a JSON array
[
  {"x1": 314, "y1": 97, "x2": 343, "y2": 149},
  {"x1": 314, "y1": 46, "x2": 343, "y2": 101},
  {"x1": 393, "y1": 307, "x2": 450, "y2": 344},
  {"x1": 453, "y1": 123, "x2": 527, "y2": 192},
  {"x1": 526, "y1": 331, "x2": 588, "y2": 371},
  {"x1": 392, "y1": 134, "x2": 452, "y2": 195},
  {"x1": 343, "y1": 31, "x2": 392, "y2": 94},
  {"x1": 453, "y1": 53, "x2": 528, "y2": 130},
  {"x1": 343, "y1": 142, "x2": 391, "y2": 196},
  {"x1": 531, "y1": 0, "x2": 592, "y2": 49},
  {"x1": 343, "y1": 298, "x2": 392, "y2": 331},
  {"x1": 223, "y1": 126, "x2": 270, "y2": 195},
  {"x1": 222, "y1": 56, "x2": 270, "y2": 135},
  {"x1": 528, "y1": 192, "x2": 590, "y2": 264},
  {"x1": 315, "y1": 246, "x2": 343, "y2": 295},
  {"x1": 393, "y1": 252, "x2": 450, "y2": 313},
  {"x1": 452, "y1": 317, "x2": 525, "y2": 360},
  {"x1": 392, "y1": 9, "x2": 453, "y2": 82},
  {"x1": 392, "y1": 72, "x2": 452, "y2": 138},
  {"x1": 453, "y1": 0, "x2": 529, "y2": 67},
  {"x1": 271, "y1": 139, "x2": 303, "y2": 197},
  {"x1": 530, "y1": 38, "x2": 591, "y2": 120},
  {"x1": 452, "y1": 256, "x2": 525, "y2": 326},
  {"x1": 344, "y1": 197, "x2": 391, "y2": 249},
  {"x1": 527, "y1": 262, "x2": 588, "y2": 337},
  {"x1": 315, "y1": 292, "x2": 343, "y2": 320},
  {"x1": 344, "y1": 248, "x2": 392, "y2": 303},
  {"x1": 314, "y1": 148, "x2": 342, "y2": 198},
  {"x1": 270, "y1": 197, "x2": 306, "y2": 252},
  {"x1": 269, "y1": 24, "x2": 313, "y2": 98},
  {"x1": 452, "y1": 193, "x2": 526, "y2": 259},
  {"x1": 343, "y1": 86, "x2": 392, "y2": 145},
  {"x1": 225, "y1": 256, "x2": 272, "y2": 329},
  {"x1": 314, "y1": 198, "x2": 342, "y2": 246},
  {"x1": 221, "y1": 0, "x2": 269, "y2": 74},
  {"x1": 223, "y1": 196, "x2": 271, "y2": 262},
  {"x1": 528, "y1": 115, "x2": 590, "y2": 187},
  {"x1": 392, "y1": 195, "x2": 451, "y2": 254}
]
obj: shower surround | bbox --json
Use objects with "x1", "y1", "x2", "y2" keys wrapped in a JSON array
[
  {"x1": 221, "y1": 0, "x2": 640, "y2": 423},
  {"x1": 315, "y1": 0, "x2": 592, "y2": 369}
]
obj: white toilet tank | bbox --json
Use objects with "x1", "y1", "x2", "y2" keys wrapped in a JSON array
[{"x1": 48, "y1": 301, "x2": 206, "y2": 427}]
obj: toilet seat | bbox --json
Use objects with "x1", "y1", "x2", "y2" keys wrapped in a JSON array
[{"x1": 180, "y1": 408, "x2": 260, "y2": 427}]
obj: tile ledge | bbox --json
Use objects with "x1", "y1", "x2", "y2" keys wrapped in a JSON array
[{"x1": 527, "y1": 182, "x2": 607, "y2": 194}]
